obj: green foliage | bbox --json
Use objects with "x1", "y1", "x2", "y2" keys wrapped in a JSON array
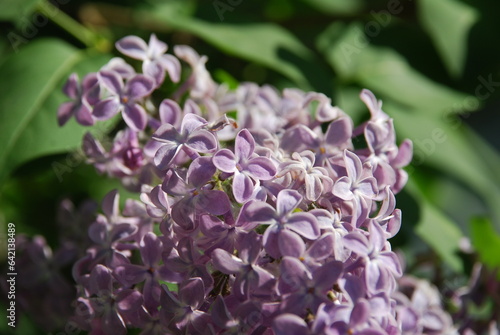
[
  {"x1": 0, "y1": 39, "x2": 113, "y2": 185},
  {"x1": 418, "y1": 0, "x2": 479, "y2": 77},
  {"x1": 470, "y1": 217, "x2": 500, "y2": 270}
]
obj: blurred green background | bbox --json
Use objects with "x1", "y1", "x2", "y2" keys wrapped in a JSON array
[{"x1": 1, "y1": 0, "x2": 500, "y2": 332}]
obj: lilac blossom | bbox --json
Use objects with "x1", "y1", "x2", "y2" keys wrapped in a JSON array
[
  {"x1": 159, "y1": 277, "x2": 211, "y2": 333},
  {"x1": 152, "y1": 112, "x2": 218, "y2": 169},
  {"x1": 213, "y1": 128, "x2": 277, "y2": 203},
  {"x1": 211, "y1": 231, "x2": 275, "y2": 300},
  {"x1": 50, "y1": 34, "x2": 481, "y2": 335},
  {"x1": 58, "y1": 73, "x2": 98, "y2": 126},
  {"x1": 93, "y1": 70, "x2": 155, "y2": 131},
  {"x1": 116, "y1": 34, "x2": 181, "y2": 86}
]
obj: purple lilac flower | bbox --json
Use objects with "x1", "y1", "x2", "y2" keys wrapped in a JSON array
[
  {"x1": 85, "y1": 264, "x2": 144, "y2": 335},
  {"x1": 116, "y1": 34, "x2": 181, "y2": 86},
  {"x1": 213, "y1": 128, "x2": 277, "y2": 203},
  {"x1": 344, "y1": 220, "x2": 402, "y2": 295},
  {"x1": 159, "y1": 277, "x2": 211, "y2": 333},
  {"x1": 162, "y1": 156, "x2": 230, "y2": 233},
  {"x1": 51, "y1": 35, "x2": 468, "y2": 335},
  {"x1": 211, "y1": 231, "x2": 275, "y2": 300},
  {"x1": 333, "y1": 149, "x2": 378, "y2": 227},
  {"x1": 152, "y1": 113, "x2": 218, "y2": 169},
  {"x1": 58, "y1": 73, "x2": 98, "y2": 126},
  {"x1": 93, "y1": 70, "x2": 155, "y2": 131},
  {"x1": 240, "y1": 189, "x2": 320, "y2": 259}
]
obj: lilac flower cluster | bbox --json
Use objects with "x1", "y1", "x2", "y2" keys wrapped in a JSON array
[{"x1": 56, "y1": 34, "x2": 456, "y2": 334}]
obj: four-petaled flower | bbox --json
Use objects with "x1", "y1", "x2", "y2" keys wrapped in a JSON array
[{"x1": 93, "y1": 71, "x2": 155, "y2": 131}]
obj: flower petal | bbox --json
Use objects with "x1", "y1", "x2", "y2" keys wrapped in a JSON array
[
  {"x1": 213, "y1": 149, "x2": 237, "y2": 173},
  {"x1": 93, "y1": 97, "x2": 120, "y2": 120},
  {"x1": 278, "y1": 229, "x2": 305, "y2": 258},
  {"x1": 159, "y1": 99, "x2": 182, "y2": 126},
  {"x1": 246, "y1": 157, "x2": 276, "y2": 180},
  {"x1": 235, "y1": 129, "x2": 255, "y2": 160},
  {"x1": 154, "y1": 143, "x2": 180, "y2": 170},
  {"x1": 276, "y1": 189, "x2": 302, "y2": 217},
  {"x1": 116, "y1": 35, "x2": 148, "y2": 60},
  {"x1": 272, "y1": 314, "x2": 309, "y2": 335},
  {"x1": 125, "y1": 74, "x2": 155, "y2": 99},
  {"x1": 212, "y1": 248, "x2": 244, "y2": 274},
  {"x1": 185, "y1": 129, "x2": 217, "y2": 153},
  {"x1": 233, "y1": 172, "x2": 255, "y2": 203},
  {"x1": 98, "y1": 70, "x2": 123, "y2": 96},
  {"x1": 287, "y1": 212, "x2": 320, "y2": 240},
  {"x1": 122, "y1": 103, "x2": 147, "y2": 131}
]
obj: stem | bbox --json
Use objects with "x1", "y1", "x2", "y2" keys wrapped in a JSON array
[{"x1": 36, "y1": 0, "x2": 101, "y2": 49}]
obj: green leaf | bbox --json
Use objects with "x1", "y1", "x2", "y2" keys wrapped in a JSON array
[
  {"x1": 406, "y1": 178, "x2": 463, "y2": 272},
  {"x1": 0, "y1": 38, "x2": 112, "y2": 185},
  {"x1": 470, "y1": 217, "x2": 500, "y2": 269},
  {"x1": 0, "y1": 0, "x2": 41, "y2": 21},
  {"x1": 418, "y1": 0, "x2": 479, "y2": 77},
  {"x1": 143, "y1": 3, "x2": 323, "y2": 90},
  {"x1": 301, "y1": 0, "x2": 363, "y2": 15},
  {"x1": 383, "y1": 102, "x2": 500, "y2": 230},
  {"x1": 317, "y1": 22, "x2": 476, "y2": 113}
]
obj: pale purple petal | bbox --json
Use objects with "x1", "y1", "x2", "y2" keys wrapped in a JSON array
[
  {"x1": 272, "y1": 314, "x2": 309, "y2": 335},
  {"x1": 235, "y1": 129, "x2": 255, "y2": 160},
  {"x1": 159, "y1": 54, "x2": 181, "y2": 83},
  {"x1": 181, "y1": 113, "x2": 207, "y2": 135},
  {"x1": 154, "y1": 143, "x2": 180, "y2": 169},
  {"x1": 276, "y1": 189, "x2": 302, "y2": 217},
  {"x1": 116, "y1": 289, "x2": 143, "y2": 313},
  {"x1": 148, "y1": 33, "x2": 167, "y2": 56},
  {"x1": 213, "y1": 149, "x2": 237, "y2": 173},
  {"x1": 343, "y1": 232, "x2": 370, "y2": 256},
  {"x1": 313, "y1": 260, "x2": 343, "y2": 291},
  {"x1": 89, "y1": 264, "x2": 113, "y2": 294},
  {"x1": 125, "y1": 74, "x2": 154, "y2": 99},
  {"x1": 378, "y1": 253, "x2": 402, "y2": 277},
  {"x1": 152, "y1": 124, "x2": 180, "y2": 143},
  {"x1": 116, "y1": 35, "x2": 148, "y2": 60},
  {"x1": 98, "y1": 70, "x2": 123, "y2": 95},
  {"x1": 122, "y1": 103, "x2": 147, "y2": 131},
  {"x1": 350, "y1": 299, "x2": 370, "y2": 328},
  {"x1": 246, "y1": 157, "x2": 276, "y2": 180},
  {"x1": 239, "y1": 200, "x2": 277, "y2": 225},
  {"x1": 356, "y1": 177, "x2": 377, "y2": 198},
  {"x1": 333, "y1": 177, "x2": 353, "y2": 200},
  {"x1": 159, "y1": 99, "x2": 182, "y2": 126},
  {"x1": 287, "y1": 213, "x2": 320, "y2": 240},
  {"x1": 179, "y1": 277, "x2": 205, "y2": 309},
  {"x1": 143, "y1": 60, "x2": 165, "y2": 87},
  {"x1": 393, "y1": 139, "x2": 413, "y2": 168},
  {"x1": 278, "y1": 229, "x2": 306, "y2": 258},
  {"x1": 212, "y1": 248, "x2": 244, "y2": 274},
  {"x1": 185, "y1": 129, "x2": 217, "y2": 152},
  {"x1": 140, "y1": 232, "x2": 162, "y2": 267},
  {"x1": 344, "y1": 150, "x2": 362, "y2": 180},
  {"x1": 324, "y1": 117, "x2": 353, "y2": 147},
  {"x1": 93, "y1": 97, "x2": 120, "y2": 120},
  {"x1": 233, "y1": 172, "x2": 255, "y2": 203},
  {"x1": 280, "y1": 124, "x2": 318, "y2": 153},
  {"x1": 279, "y1": 257, "x2": 309, "y2": 293},
  {"x1": 307, "y1": 233, "x2": 335, "y2": 261},
  {"x1": 187, "y1": 156, "x2": 216, "y2": 188},
  {"x1": 196, "y1": 190, "x2": 231, "y2": 216}
]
